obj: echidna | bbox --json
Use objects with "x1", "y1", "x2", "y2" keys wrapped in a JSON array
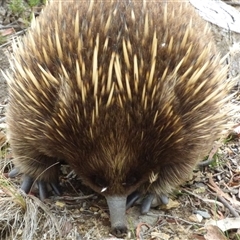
[{"x1": 5, "y1": 0, "x2": 236, "y2": 237}]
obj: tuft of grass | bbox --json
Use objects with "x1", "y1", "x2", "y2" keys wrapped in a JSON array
[
  {"x1": 223, "y1": 135, "x2": 233, "y2": 144},
  {"x1": 8, "y1": 0, "x2": 46, "y2": 27},
  {"x1": 207, "y1": 153, "x2": 221, "y2": 168},
  {"x1": 0, "y1": 141, "x2": 64, "y2": 239},
  {"x1": 9, "y1": 0, "x2": 44, "y2": 13},
  {"x1": 27, "y1": 0, "x2": 41, "y2": 8},
  {"x1": 0, "y1": 174, "x2": 25, "y2": 239},
  {"x1": 8, "y1": 0, "x2": 26, "y2": 15},
  {"x1": 0, "y1": 33, "x2": 7, "y2": 45},
  {"x1": 127, "y1": 217, "x2": 136, "y2": 239},
  {"x1": 0, "y1": 175, "x2": 26, "y2": 210},
  {"x1": 0, "y1": 174, "x2": 64, "y2": 239}
]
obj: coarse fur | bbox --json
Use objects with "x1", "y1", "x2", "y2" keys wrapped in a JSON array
[{"x1": 5, "y1": 0, "x2": 235, "y2": 235}]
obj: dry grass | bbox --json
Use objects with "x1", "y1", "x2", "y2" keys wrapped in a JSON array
[
  {"x1": 0, "y1": 173, "x2": 84, "y2": 239},
  {"x1": 0, "y1": 141, "x2": 67, "y2": 240}
]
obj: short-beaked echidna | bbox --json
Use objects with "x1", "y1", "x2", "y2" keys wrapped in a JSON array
[{"x1": 5, "y1": 0, "x2": 236, "y2": 237}]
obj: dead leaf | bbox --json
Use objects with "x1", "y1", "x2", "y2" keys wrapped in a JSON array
[
  {"x1": 190, "y1": 0, "x2": 240, "y2": 33},
  {"x1": 151, "y1": 232, "x2": 170, "y2": 240},
  {"x1": 205, "y1": 217, "x2": 240, "y2": 232},
  {"x1": 0, "y1": 28, "x2": 15, "y2": 37},
  {"x1": 159, "y1": 199, "x2": 180, "y2": 210},
  {"x1": 204, "y1": 225, "x2": 228, "y2": 240},
  {"x1": 190, "y1": 233, "x2": 205, "y2": 240}
]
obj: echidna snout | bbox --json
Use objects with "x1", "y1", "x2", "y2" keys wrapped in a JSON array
[{"x1": 106, "y1": 196, "x2": 128, "y2": 237}]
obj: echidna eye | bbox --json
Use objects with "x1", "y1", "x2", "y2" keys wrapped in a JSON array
[
  {"x1": 122, "y1": 176, "x2": 137, "y2": 186},
  {"x1": 94, "y1": 176, "x2": 108, "y2": 188}
]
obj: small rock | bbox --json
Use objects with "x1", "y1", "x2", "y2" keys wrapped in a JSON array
[
  {"x1": 55, "y1": 201, "x2": 65, "y2": 208},
  {"x1": 90, "y1": 206, "x2": 99, "y2": 212},
  {"x1": 189, "y1": 214, "x2": 202, "y2": 222},
  {"x1": 193, "y1": 210, "x2": 210, "y2": 219}
]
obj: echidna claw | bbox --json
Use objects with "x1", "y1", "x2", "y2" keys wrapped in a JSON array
[
  {"x1": 37, "y1": 180, "x2": 62, "y2": 200},
  {"x1": 8, "y1": 168, "x2": 20, "y2": 178},
  {"x1": 21, "y1": 175, "x2": 34, "y2": 194},
  {"x1": 141, "y1": 193, "x2": 154, "y2": 214},
  {"x1": 126, "y1": 191, "x2": 141, "y2": 209},
  {"x1": 38, "y1": 181, "x2": 48, "y2": 200},
  {"x1": 20, "y1": 175, "x2": 61, "y2": 200},
  {"x1": 159, "y1": 194, "x2": 169, "y2": 205},
  {"x1": 50, "y1": 182, "x2": 62, "y2": 196},
  {"x1": 126, "y1": 191, "x2": 169, "y2": 214}
]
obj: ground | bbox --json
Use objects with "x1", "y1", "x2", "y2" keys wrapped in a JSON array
[
  {"x1": 0, "y1": 48, "x2": 8, "y2": 104},
  {"x1": 0, "y1": 1, "x2": 240, "y2": 240}
]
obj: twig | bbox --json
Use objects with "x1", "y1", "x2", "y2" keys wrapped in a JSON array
[
  {"x1": 136, "y1": 222, "x2": 151, "y2": 240},
  {"x1": 216, "y1": 195, "x2": 239, "y2": 217},
  {"x1": 147, "y1": 212, "x2": 205, "y2": 227},
  {"x1": 208, "y1": 175, "x2": 240, "y2": 217},
  {"x1": 198, "y1": 143, "x2": 221, "y2": 167},
  {"x1": 208, "y1": 175, "x2": 240, "y2": 207},
  {"x1": 52, "y1": 194, "x2": 95, "y2": 201},
  {"x1": 0, "y1": 29, "x2": 27, "y2": 49},
  {"x1": 182, "y1": 188, "x2": 224, "y2": 208}
]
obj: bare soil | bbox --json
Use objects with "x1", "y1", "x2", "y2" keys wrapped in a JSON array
[{"x1": 0, "y1": 48, "x2": 9, "y2": 103}]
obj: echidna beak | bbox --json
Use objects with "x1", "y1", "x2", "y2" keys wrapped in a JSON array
[{"x1": 106, "y1": 195, "x2": 128, "y2": 237}]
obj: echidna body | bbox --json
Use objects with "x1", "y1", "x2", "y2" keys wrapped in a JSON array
[{"x1": 5, "y1": 0, "x2": 234, "y2": 237}]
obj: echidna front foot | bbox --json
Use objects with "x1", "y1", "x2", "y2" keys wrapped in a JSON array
[
  {"x1": 21, "y1": 175, "x2": 61, "y2": 200},
  {"x1": 127, "y1": 191, "x2": 169, "y2": 214},
  {"x1": 8, "y1": 162, "x2": 61, "y2": 200},
  {"x1": 8, "y1": 168, "x2": 36, "y2": 194}
]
